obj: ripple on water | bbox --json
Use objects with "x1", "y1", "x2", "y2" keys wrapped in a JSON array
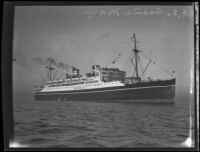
[{"x1": 14, "y1": 99, "x2": 192, "y2": 147}]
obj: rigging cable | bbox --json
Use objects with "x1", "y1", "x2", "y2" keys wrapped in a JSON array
[
  {"x1": 58, "y1": 73, "x2": 65, "y2": 80},
  {"x1": 53, "y1": 70, "x2": 57, "y2": 80},
  {"x1": 130, "y1": 58, "x2": 137, "y2": 77},
  {"x1": 123, "y1": 53, "x2": 133, "y2": 71},
  {"x1": 138, "y1": 55, "x2": 144, "y2": 78},
  {"x1": 40, "y1": 74, "x2": 46, "y2": 83},
  {"x1": 141, "y1": 51, "x2": 174, "y2": 77}
]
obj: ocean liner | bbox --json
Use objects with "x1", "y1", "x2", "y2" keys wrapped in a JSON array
[{"x1": 33, "y1": 33, "x2": 176, "y2": 103}]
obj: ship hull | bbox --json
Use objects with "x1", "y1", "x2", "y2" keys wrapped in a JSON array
[{"x1": 33, "y1": 79, "x2": 176, "y2": 103}]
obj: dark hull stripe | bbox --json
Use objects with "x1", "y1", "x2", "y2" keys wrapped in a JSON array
[{"x1": 52, "y1": 99, "x2": 175, "y2": 104}]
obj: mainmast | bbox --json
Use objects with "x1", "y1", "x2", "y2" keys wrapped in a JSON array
[{"x1": 131, "y1": 33, "x2": 140, "y2": 79}]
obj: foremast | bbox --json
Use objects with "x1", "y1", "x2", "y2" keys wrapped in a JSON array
[{"x1": 46, "y1": 58, "x2": 55, "y2": 82}]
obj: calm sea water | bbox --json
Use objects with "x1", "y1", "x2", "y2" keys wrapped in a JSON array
[{"x1": 13, "y1": 96, "x2": 195, "y2": 148}]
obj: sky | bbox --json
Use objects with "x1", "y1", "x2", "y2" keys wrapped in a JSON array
[{"x1": 12, "y1": 5, "x2": 194, "y2": 98}]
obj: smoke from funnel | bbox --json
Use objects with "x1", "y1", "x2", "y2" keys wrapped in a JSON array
[
  {"x1": 32, "y1": 57, "x2": 72, "y2": 71},
  {"x1": 32, "y1": 57, "x2": 49, "y2": 65},
  {"x1": 56, "y1": 62, "x2": 71, "y2": 71}
]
